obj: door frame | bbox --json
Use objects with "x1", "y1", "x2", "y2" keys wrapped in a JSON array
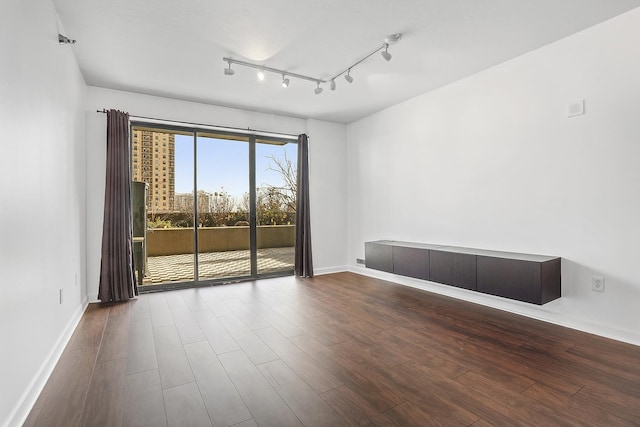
[{"x1": 130, "y1": 120, "x2": 297, "y2": 292}]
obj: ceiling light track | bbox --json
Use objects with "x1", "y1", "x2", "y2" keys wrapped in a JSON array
[
  {"x1": 223, "y1": 58, "x2": 323, "y2": 84},
  {"x1": 222, "y1": 33, "x2": 401, "y2": 94},
  {"x1": 329, "y1": 33, "x2": 401, "y2": 83}
]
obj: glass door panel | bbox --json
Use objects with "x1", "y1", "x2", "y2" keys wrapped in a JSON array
[
  {"x1": 131, "y1": 127, "x2": 195, "y2": 287},
  {"x1": 255, "y1": 139, "x2": 297, "y2": 276},
  {"x1": 196, "y1": 133, "x2": 251, "y2": 281}
]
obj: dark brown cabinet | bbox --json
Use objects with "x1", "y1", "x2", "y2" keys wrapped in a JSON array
[
  {"x1": 393, "y1": 246, "x2": 429, "y2": 280},
  {"x1": 364, "y1": 240, "x2": 561, "y2": 305},
  {"x1": 477, "y1": 254, "x2": 561, "y2": 304},
  {"x1": 429, "y1": 250, "x2": 477, "y2": 291},
  {"x1": 364, "y1": 241, "x2": 393, "y2": 273}
]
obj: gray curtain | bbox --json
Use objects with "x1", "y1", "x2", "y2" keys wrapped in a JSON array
[
  {"x1": 294, "y1": 134, "x2": 313, "y2": 277},
  {"x1": 98, "y1": 109, "x2": 137, "y2": 302}
]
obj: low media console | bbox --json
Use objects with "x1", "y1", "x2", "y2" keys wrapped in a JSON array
[{"x1": 365, "y1": 240, "x2": 561, "y2": 305}]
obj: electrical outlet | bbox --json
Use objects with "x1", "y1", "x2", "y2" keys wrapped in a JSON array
[
  {"x1": 592, "y1": 276, "x2": 605, "y2": 293},
  {"x1": 59, "y1": 288, "x2": 64, "y2": 304}
]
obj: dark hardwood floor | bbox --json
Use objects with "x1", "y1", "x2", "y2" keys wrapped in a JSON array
[{"x1": 24, "y1": 272, "x2": 640, "y2": 426}]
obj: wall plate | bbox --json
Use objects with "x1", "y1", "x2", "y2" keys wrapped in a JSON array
[{"x1": 568, "y1": 100, "x2": 585, "y2": 117}]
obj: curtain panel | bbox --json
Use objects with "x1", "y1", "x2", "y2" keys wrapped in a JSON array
[
  {"x1": 98, "y1": 109, "x2": 137, "y2": 302},
  {"x1": 294, "y1": 134, "x2": 313, "y2": 277}
]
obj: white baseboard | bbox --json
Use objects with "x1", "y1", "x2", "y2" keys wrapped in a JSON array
[
  {"x1": 347, "y1": 265, "x2": 640, "y2": 347},
  {"x1": 6, "y1": 297, "x2": 89, "y2": 427},
  {"x1": 314, "y1": 265, "x2": 348, "y2": 276}
]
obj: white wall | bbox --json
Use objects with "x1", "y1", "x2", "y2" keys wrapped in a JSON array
[
  {"x1": 85, "y1": 88, "x2": 348, "y2": 300},
  {"x1": 306, "y1": 119, "x2": 349, "y2": 273},
  {"x1": 0, "y1": 1, "x2": 88, "y2": 426},
  {"x1": 347, "y1": 8, "x2": 640, "y2": 345}
]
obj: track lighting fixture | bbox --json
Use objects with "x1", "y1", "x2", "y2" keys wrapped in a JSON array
[
  {"x1": 221, "y1": 33, "x2": 401, "y2": 95},
  {"x1": 381, "y1": 44, "x2": 391, "y2": 61},
  {"x1": 344, "y1": 69, "x2": 353, "y2": 83},
  {"x1": 329, "y1": 33, "x2": 401, "y2": 86},
  {"x1": 224, "y1": 61, "x2": 235, "y2": 76}
]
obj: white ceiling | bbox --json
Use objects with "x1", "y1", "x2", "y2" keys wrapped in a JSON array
[{"x1": 53, "y1": 0, "x2": 640, "y2": 124}]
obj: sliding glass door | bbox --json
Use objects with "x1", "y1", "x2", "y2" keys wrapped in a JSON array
[
  {"x1": 131, "y1": 123, "x2": 296, "y2": 289},
  {"x1": 196, "y1": 133, "x2": 251, "y2": 281},
  {"x1": 255, "y1": 139, "x2": 297, "y2": 276},
  {"x1": 132, "y1": 128, "x2": 196, "y2": 286}
]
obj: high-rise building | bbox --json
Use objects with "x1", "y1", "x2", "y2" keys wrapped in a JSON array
[
  {"x1": 131, "y1": 129, "x2": 175, "y2": 213},
  {"x1": 175, "y1": 190, "x2": 213, "y2": 213}
]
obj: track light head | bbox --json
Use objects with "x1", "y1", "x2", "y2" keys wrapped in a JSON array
[
  {"x1": 314, "y1": 82, "x2": 323, "y2": 95},
  {"x1": 224, "y1": 62, "x2": 235, "y2": 76},
  {"x1": 281, "y1": 75, "x2": 290, "y2": 88},
  {"x1": 344, "y1": 70, "x2": 353, "y2": 83},
  {"x1": 385, "y1": 33, "x2": 402, "y2": 45},
  {"x1": 381, "y1": 44, "x2": 392, "y2": 61},
  {"x1": 257, "y1": 69, "x2": 265, "y2": 81},
  {"x1": 330, "y1": 79, "x2": 336, "y2": 91}
]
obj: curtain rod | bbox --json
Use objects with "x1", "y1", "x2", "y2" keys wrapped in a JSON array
[{"x1": 95, "y1": 109, "x2": 301, "y2": 141}]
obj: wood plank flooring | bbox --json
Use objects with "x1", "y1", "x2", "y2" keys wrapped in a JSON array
[{"x1": 24, "y1": 272, "x2": 640, "y2": 426}]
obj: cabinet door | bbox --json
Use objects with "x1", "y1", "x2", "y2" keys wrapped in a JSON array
[
  {"x1": 365, "y1": 242, "x2": 393, "y2": 273},
  {"x1": 393, "y1": 246, "x2": 429, "y2": 280},
  {"x1": 429, "y1": 251, "x2": 476, "y2": 290},
  {"x1": 477, "y1": 256, "x2": 540, "y2": 304},
  {"x1": 540, "y1": 259, "x2": 561, "y2": 304}
]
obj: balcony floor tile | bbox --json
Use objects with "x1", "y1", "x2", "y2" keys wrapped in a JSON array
[{"x1": 142, "y1": 247, "x2": 294, "y2": 285}]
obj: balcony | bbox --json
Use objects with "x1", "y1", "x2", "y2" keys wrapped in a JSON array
[{"x1": 137, "y1": 225, "x2": 294, "y2": 285}]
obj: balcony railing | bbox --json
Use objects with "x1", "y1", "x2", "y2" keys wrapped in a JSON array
[{"x1": 146, "y1": 224, "x2": 294, "y2": 256}]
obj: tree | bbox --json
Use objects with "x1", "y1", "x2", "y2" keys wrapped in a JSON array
[
  {"x1": 237, "y1": 153, "x2": 298, "y2": 226},
  {"x1": 256, "y1": 187, "x2": 292, "y2": 225},
  {"x1": 264, "y1": 152, "x2": 297, "y2": 212},
  {"x1": 174, "y1": 192, "x2": 195, "y2": 227},
  {"x1": 208, "y1": 189, "x2": 236, "y2": 226},
  {"x1": 148, "y1": 217, "x2": 173, "y2": 229}
]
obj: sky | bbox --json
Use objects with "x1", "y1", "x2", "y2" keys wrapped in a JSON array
[{"x1": 174, "y1": 134, "x2": 297, "y2": 199}]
